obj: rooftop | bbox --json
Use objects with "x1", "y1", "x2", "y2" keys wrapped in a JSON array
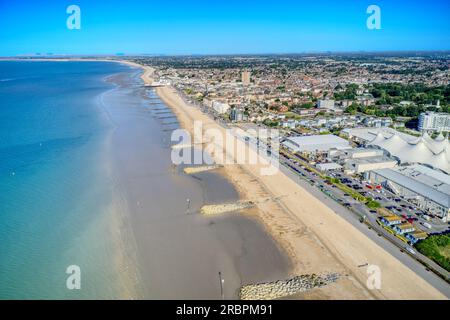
[
  {"x1": 395, "y1": 223, "x2": 414, "y2": 230},
  {"x1": 383, "y1": 216, "x2": 402, "y2": 221},
  {"x1": 373, "y1": 167, "x2": 450, "y2": 209},
  {"x1": 283, "y1": 134, "x2": 352, "y2": 153},
  {"x1": 409, "y1": 230, "x2": 428, "y2": 238}
]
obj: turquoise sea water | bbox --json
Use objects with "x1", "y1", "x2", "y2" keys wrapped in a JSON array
[{"x1": 0, "y1": 61, "x2": 134, "y2": 299}]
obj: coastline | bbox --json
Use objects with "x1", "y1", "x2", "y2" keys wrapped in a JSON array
[
  {"x1": 3, "y1": 58, "x2": 446, "y2": 299},
  {"x1": 1, "y1": 59, "x2": 291, "y2": 299},
  {"x1": 99, "y1": 66, "x2": 292, "y2": 299},
  {"x1": 144, "y1": 64, "x2": 447, "y2": 299}
]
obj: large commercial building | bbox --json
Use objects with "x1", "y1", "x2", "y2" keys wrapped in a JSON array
[
  {"x1": 282, "y1": 134, "x2": 352, "y2": 154},
  {"x1": 418, "y1": 112, "x2": 450, "y2": 132},
  {"x1": 343, "y1": 148, "x2": 384, "y2": 159},
  {"x1": 369, "y1": 164, "x2": 450, "y2": 222},
  {"x1": 343, "y1": 127, "x2": 450, "y2": 174},
  {"x1": 345, "y1": 156, "x2": 397, "y2": 174},
  {"x1": 330, "y1": 148, "x2": 398, "y2": 174}
]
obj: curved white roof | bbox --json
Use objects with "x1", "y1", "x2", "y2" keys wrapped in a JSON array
[{"x1": 368, "y1": 130, "x2": 450, "y2": 174}]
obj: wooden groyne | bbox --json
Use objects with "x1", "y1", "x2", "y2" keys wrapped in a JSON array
[{"x1": 183, "y1": 165, "x2": 221, "y2": 174}]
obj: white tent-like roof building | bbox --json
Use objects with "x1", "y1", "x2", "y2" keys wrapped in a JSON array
[{"x1": 367, "y1": 130, "x2": 450, "y2": 174}]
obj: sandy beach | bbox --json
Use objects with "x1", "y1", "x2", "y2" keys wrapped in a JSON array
[
  {"x1": 134, "y1": 64, "x2": 449, "y2": 299},
  {"x1": 100, "y1": 66, "x2": 292, "y2": 299}
]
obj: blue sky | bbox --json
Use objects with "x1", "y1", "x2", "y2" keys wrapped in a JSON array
[{"x1": 0, "y1": 0, "x2": 449, "y2": 56}]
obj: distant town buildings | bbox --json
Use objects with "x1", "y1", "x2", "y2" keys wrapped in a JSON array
[
  {"x1": 241, "y1": 70, "x2": 251, "y2": 85},
  {"x1": 230, "y1": 107, "x2": 244, "y2": 122},
  {"x1": 133, "y1": 53, "x2": 450, "y2": 243},
  {"x1": 418, "y1": 111, "x2": 450, "y2": 132},
  {"x1": 317, "y1": 99, "x2": 336, "y2": 110}
]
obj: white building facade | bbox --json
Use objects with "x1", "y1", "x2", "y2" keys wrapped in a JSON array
[{"x1": 418, "y1": 112, "x2": 450, "y2": 132}]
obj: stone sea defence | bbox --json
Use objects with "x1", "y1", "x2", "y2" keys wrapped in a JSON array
[
  {"x1": 200, "y1": 200, "x2": 254, "y2": 216},
  {"x1": 239, "y1": 273, "x2": 340, "y2": 300}
]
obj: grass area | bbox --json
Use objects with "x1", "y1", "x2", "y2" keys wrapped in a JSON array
[
  {"x1": 415, "y1": 234, "x2": 450, "y2": 272},
  {"x1": 366, "y1": 199, "x2": 381, "y2": 209},
  {"x1": 439, "y1": 246, "x2": 450, "y2": 260},
  {"x1": 283, "y1": 111, "x2": 302, "y2": 120},
  {"x1": 333, "y1": 181, "x2": 367, "y2": 202}
]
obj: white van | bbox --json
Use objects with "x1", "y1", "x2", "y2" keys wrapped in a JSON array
[{"x1": 422, "y1": 222, "x2": 432, "y2": 229}]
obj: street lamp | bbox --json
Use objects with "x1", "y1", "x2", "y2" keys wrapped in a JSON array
[
  {"x1": 218, "y1": 271, "x2": 224, "y2": 300},
  {"x1": 186, "y1": 198, "x2": 191, "y2": 214}
]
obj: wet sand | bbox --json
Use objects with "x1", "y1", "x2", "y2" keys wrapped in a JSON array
[{"x1": 102, "y1": 69, "x2": 291, "y2": 299}]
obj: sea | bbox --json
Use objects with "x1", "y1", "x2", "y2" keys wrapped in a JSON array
[
  {"x1": 0, "y1": 61, "x2": 135, "y2": 299},
  {"x1": 0, "y1": 60, "x2": 291, "y2": 300}
]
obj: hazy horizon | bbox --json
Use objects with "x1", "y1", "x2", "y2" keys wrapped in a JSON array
[{"x1": 2, "y1": 50, "x2": 450, "y2": 58}]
